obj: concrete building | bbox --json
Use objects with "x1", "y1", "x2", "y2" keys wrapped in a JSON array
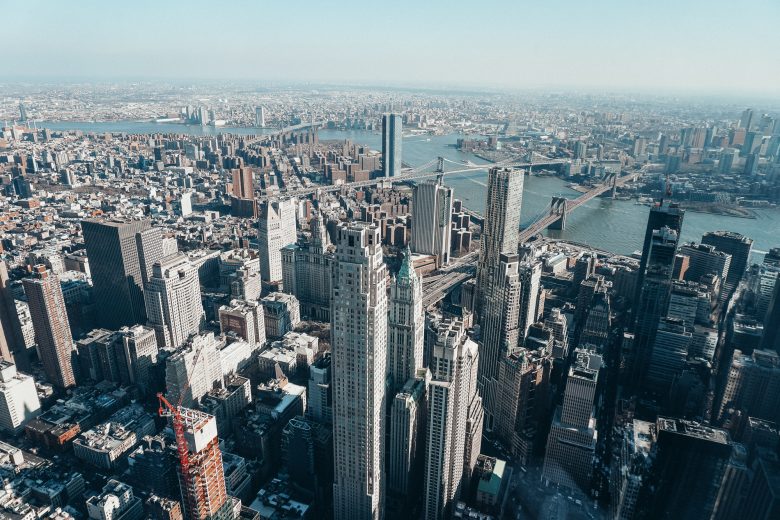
[
  {"x1": 81, "y1": 219, "x2": 163, "y2": 329},
  {"x1": 610, "y1": 419, "x2": 655, "y2": 520},
  {"x1": 0, "y1": 361, "x2": 41, "y2": 433},
  {"x1": 382, "y1": 113, "x2": 402, "y2": 178},
  {"x1": 307, "y1": 353, "x2": 331, "y2": 424},
  {"x1": 701, "y1": 231, "x2": 753, "y2": 291},
  {"x1": 331, "y1": 223, "x2": 388, "y2": 519},
  {"x1": 86, "y1": 480, "x2": 144, "y2": 520},
  {"x1": 388, "y1": 248, "x2": 424, "y2": 393},
  {"x1": 260, "y1": 292, "x2": 300, "y2": 339},
  {"x1": 165, "y1": 332, "x2": 224, "y2": 408},
  {"x1": 281, "y1": 211, "x2": 334, "y2": 321},
  {"x1": 423, "y1": 319, "x2": 482, "y2": 520},
  {"x1": 23, "y1": 266, "x2": 76, "y2": 389},
  {"x1": 410, "y1": 177, "x2": 453, "y2": 267},
  {"x1": 219, "y1": 300, "x2": 265, "y2": 348},
  {"x1": 718, "y1": 349, "x2": 780, "y2": 424},
  {"x1": 679, "y1": 242, "x2": 732, "y2": 289},
  {"x1": 542, "y1": 348, "x2": 602, "y2": 492},
  {"x1": 144, "y1": 254, "x2": 204, "y2": 349},
  {"x1": 73, "y1": 405, "x2": 155, "y2": 469},
  {"x1": 645, "y1": 317, "x2": 692, "y2": 396},
  {"x1": 518, "y1": 261, "x2": 542, "y2": 341},
  {"x1": 257, "y1": 199, "x2": 297, "y2": 286}
]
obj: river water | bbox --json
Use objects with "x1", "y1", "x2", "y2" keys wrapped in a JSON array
[{"x1": 39, "y1": 122, "x2": 780, "y2": 261}]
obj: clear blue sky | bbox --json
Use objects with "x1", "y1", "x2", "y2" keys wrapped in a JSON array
[{"x1": 5, "y1": 0, "x2": 779, "y2": 94}]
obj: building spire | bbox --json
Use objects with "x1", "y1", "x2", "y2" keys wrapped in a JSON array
[{"x1": 398, "y1": 245, "x2": 416, "y2": 282}]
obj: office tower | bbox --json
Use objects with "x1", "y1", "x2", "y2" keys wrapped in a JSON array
[
  {"x1": 382, "y1": 113, "x2": 402, "y2": 178},
  {"x1": 257, "y1": 199, "x2": 297, "y2": 286},
  {"x1": 544, "y1": 308, "x2": 569, "y2": 359},
  {"x1": 717, "y1": 349, "x2": 780, "y2": 424},
  {"x1": 165, "y1": 332, "x2": 223, "y2": 408},
  {"x1": 740, "y1": 108, "x2": 754, "y2": 130},
  {"x1": 571, "y1": 253, "x2": 596, "y2": 296},
  {"x1": 144, "y1": 254, "x2": 204, "y2": 349},
  {"x1": 477, "y1": 253, "x2": 521, "y2": 427},
  {"x1": 281, "y1": 211, "x2": 334, "y2": 321},
  {"x1": 82, "y1": 219, "x2": 163, "y2": 329},
  {"x1": 610, "y1": 419, "x2": 655, "y2": 520},
  {"x1": 633, "y1": 202, "x2": 685, "y2": 306},
  {"x1": 22, "y1": 266, "x2": 76, "y2": 389},
  {"x1": 219, "y1": 299, "x2": 265, "y2": 348},
  {"x1": 755, "y1": 254, "x2": 780, "y2": 319},
  {"x1": 745, "y1": 153, "x2": 759, "y2": 175},
  {"x1": 762, "y1": 278, "x2": 780, "y2": 352},
  {"x1": 645, "y1": 317, "x2": 692, "y2": 395},
  {"x1": 423, "y1": 319, "x2": 482, "y2": 520},
  {"x1": 388, "y1": 370, "x2": 429, "y2": 511},
  {"x1": 410, "y1": 177, "x2": 453, "y2": 266},
  {"x1": 260, "y1": 292, "x2": 300, "y2": 339},
  {"x1": 743, "y1": 456, "x2": 780, "y2": 520},
  {"x1": 579, "y1": 289, "x2": 611, "y2": 348},
  {"x1": 255, "y1": 106, "x2": 265, "y2": 128},
  {"x1": 542, "y1": 348, "x2": 601, "y2": 491},
  {"x1": 388, "y1": 248, "x2": 424, "y2": 393},
  {"x1": 667, "y1": 280, "x2": 712, "y2": 327},
  {"x1": 702, "y1": 231, "x2": 753, "y2": 290},
  {"x1": 331, "y1": 223, "x2": 388, "y2": 519},
  {"x1": 231, "y1": 167, "x2": 253, "y2": 199},
  {"x1": 741, "y1": 131, "x2": 760, "y2": 157},
  {"x1": 631, "y1": 226, "x2": 680, "y2": 388},
  {"x1": 647, "y1": 417, "x2": 744, "y2": 519},
  {"x1": 281, "y1": 416, "x2": 333, "y2": 509},
  {"x1": 176, "y1": 409, "x2": 233, "y2": 520},
  {"x1": 0, "y1": 262, "x2": 24, "y2": 364},
  {"x1": 496, "y1": 349, "x2": 551, "y2": 464},
  {"x1": 720, "y1": 150, "x2": 736, "y2": 173},
  {"x1": 679, "y1": 242, "x2": 732, "y2": 286},
  {"x1": 518, "y1": 261, "x2": 542, "y2": 340},
  {"x1": 307, "y1": 353, "x2": 332, "y2": 424},
  {"x1": 115, "y1": 325, "x2": 159, "y2": 395},
  {"x1": 0, "y1": 361, "x2": 40, "y2": 433},
  {"x1": 573, "y1": 141, "x2": 587, "y2": 159}
]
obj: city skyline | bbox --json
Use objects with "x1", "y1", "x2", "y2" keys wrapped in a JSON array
[{"x1": 4, "y1": 0, "x2": 780, "y2": 97}]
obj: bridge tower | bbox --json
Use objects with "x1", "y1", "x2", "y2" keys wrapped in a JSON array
[
  {"x1": 549, "y1": 196, "x2": 568, "y2": 230},
  {"x1": 436, "y1": 156, "x2": 444, "y2": 173},
  {"x1": 610, "y1": 172, "x2": 618, "y2": 199}
]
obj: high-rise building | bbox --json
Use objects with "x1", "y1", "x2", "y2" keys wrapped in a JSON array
[
  {"x1": 257, "y1": 199, "x2": 297, "y2": 286},
  {"x1": 382, "y1": 113, "x2": 402, "y2": 178},
  {"x1": 496, "y1": 348, "x2": 551, "y2": 464},
  {"x1": 307, "y1": 353, "x2": 332, "y2": 424},
  {"x1": 144, "y1": 254, "x2": 204, "y2": 349},
  {"x1": 82, "y1": 219, "x2": 163, "y2": 329},
  {"x1": 645, "y1": 317, "x2": 692, "y2": 395},
  {"x1": 762, "y1": 277, "x2": 780, "y2": 352},
  {"x1": 231, "y1": 167, "x2": 253, "y2": 200},
  {"x1": 739, "y1": 108, "x2": 754, "y2": 130},
  {"x1": 679, "y1": 242, "x2": 732, "y2": 287},
  {"x1": 631, "y1": 226, "x2": 680, "y2": 388},
  {"x1": 610, "y1": 419, "x2": 655, "y2": 520},
  {"x1": 423, "y1": 319, "x2": 482, "y2": 520},
  {"x1": 0, "y1": 361, "x2": 40, "y2": 433},
  {"x1": 388, "y1": 248, "x2": 424, "y2": 393},
  {"x1": 410, "y1": 177, "x2": 453, "y2": 266},
  {"x1": 701, "y1": 231, "x2": 753, "y2": 291},
  {"x1": 388, "y1": 370, "x2": 429, "y2": 512},
  {"x1": 544, "y1": 308, "x2": 569, "y2": 360},
  {"x1": 646, "y1": 417, "x2": 745, "y2": 519},
  {"x1": 115, "y1": 325, "x2": 159, "y2": 395},
  {"x1": 542, "y1": 348, "x2": 602, "y2": 492},
  {"x1": 717, "y1": 349, "x2": 780, "y2": 424},
  {"x1": 175, "y1": 408, "x2": 234, "y2": 520},
  {"x1": 22, "y1": 266, "x2": 76, "y2": 389},
  {"x1": 518, "y1": 261, "x2": 542, "y2": 340},
  {"x1": 282, "y1": 211, "x2": 334, "y2": 321},
  {"x1": 477, "y1": 253, "x2": 521, "y2": 427},
  {"x1": 0, "y1": 262, "x2": 25, "y2": 365},
  {"x1": 255, "y1": 106, "x2": 265, "y2": 128},
  {"x1": 165, "y1": 332, "x2": 223, "y2": 408},
  {"x1": 331, "y1": 223, "x2": 388, "y2": 519},
  {"x1": 218, "y1": 299, "x2": 265, "y2": 348},
  {"x1": 633, "y1": 202, "x2": 685, "y2": 307},
  {"x1": 579, "y1": 289, "x2": 611, "y2": 349}
]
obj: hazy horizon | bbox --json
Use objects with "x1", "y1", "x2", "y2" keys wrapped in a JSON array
[{"x1": 6, "y1": 0, "x2": 779, "y2": 98}]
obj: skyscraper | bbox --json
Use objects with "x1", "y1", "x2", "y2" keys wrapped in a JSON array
[
  {"x1": 22, "y1": 265, "x2": 76, "y2": 389},
  {"x1": 387, "y1": 248, "x2": 424, "y2": 393},
  {"x1": 423, "y1": 319, "x2": 482, "y2": 520},
  {"x1": 633, "y1": 202, "x2": 685, "y2": 307},
  {"x1": 144, "y1": 254, "x2": 204, "y2": 349},
  {"x1": 82, "y1": 219, "x2": 163, "y2": 329},
  {"x1": 477, "y1": 253, "x2": 521, "y2": 427},
  {"x1": 632, "y1": 226, "x2": 681, "y2": 389},
  {"x1": 175, "y1": 408, "x2": 233, "y2": 520},
  {"x1": 382, "y1": 113, "x2": 402, "y2": 178},
  {"x1": 542, "y1": 348, "x2": 602, "y2": 492},
  {"x1": 410, "y1": 177, "x2": 453, "y2": 267},
  {"x1": 679, "y1": 242, "x2": 732, "y2": 287},
  {"x1": 717, "y1": 349, "x2": 780, "y2": 424},
  {"x1": 331, "y1": 223, "x2": 388, "y2": 519},
  {"x1": 231, "y1": 167, "x2": 254, "y2": 199},
  {"x1": 255, "y1": 106, "x2": 265, "y2": 127},
  {"x1": 518, "y1": 260, "x2": 542, "y2": 341},
  {"x1": 257, "y1": 199, "x2": 297, "y2": 287},
  {"x1": 701, "y1": 231, "x2": 753, "y2": 291},
  {"x1": 0, "y1": 262, "x2": 24, "y2": 365}
]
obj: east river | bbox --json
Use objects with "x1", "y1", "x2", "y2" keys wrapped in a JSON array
[{"x1": 38, "y1": 122, "x2": 780, "y2": 261}]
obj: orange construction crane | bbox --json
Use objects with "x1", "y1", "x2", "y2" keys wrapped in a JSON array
[{"x1": 157, "y1": 342, "x2": 206, "y2": 520}]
